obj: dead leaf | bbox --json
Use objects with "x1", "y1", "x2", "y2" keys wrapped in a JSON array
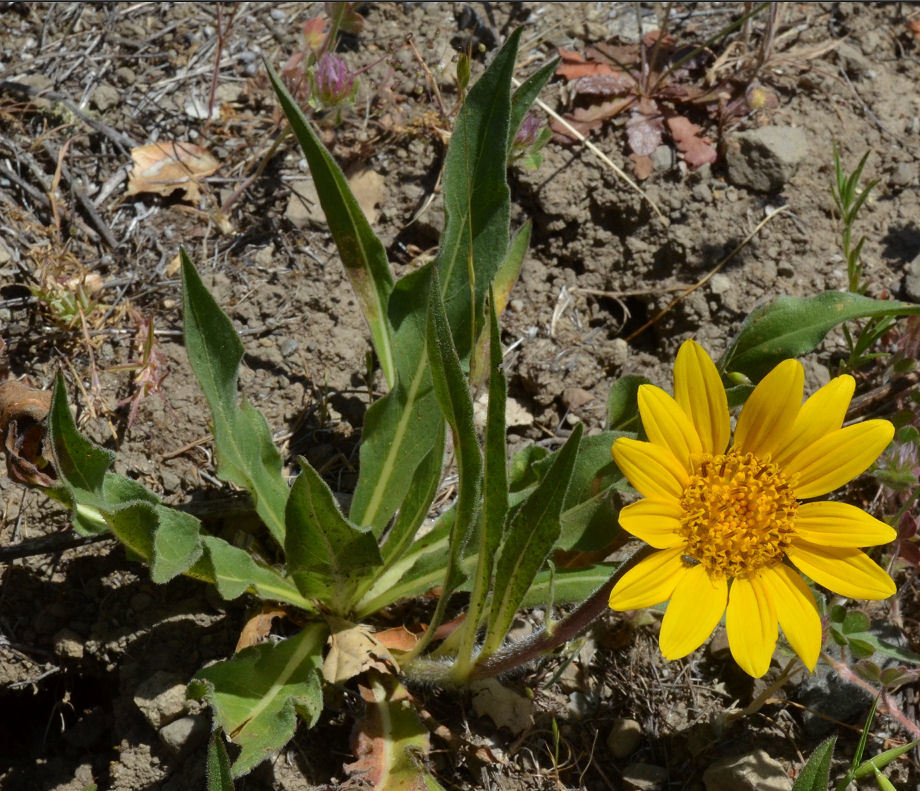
[
  {"x1": 666, "y1": 115, "x2": 717, "y2": 169},
  {"x1": 626, "y1": 102, "x2": 663, "y2": 157},
  {"x1": 908, "y1": 19, "x2": 920, "y2": 39},
  {"x1": 347, "y1": 168, "x2": 386, "y2": 225},
  {"x1": 572, "y1": 71, "x2": 635, "y2": 96},
  {"x1": 0, "y1": 378, "x2": 54, "y2": 487},
  {"x1": 373, "y1": 625, "x2": 420, "y2": 652},
  {"x1": 234, "y1": 605, "x2": 288, "y2": 653},
  {"x1": 471, "y1": 678, "x2": 534, "y2": 735},
  {"x1": 549, "y1": 114, "x2": 602, "y2": 143},
  {"x1": 127, "y1": 142, "x2": 220, "y2": 202},
  {"x1": 630, "y1": 153, "x2": 654, "y2": 181},
  {"x1": 323, "y1": 617, "x2": 397, "y2": 684}
]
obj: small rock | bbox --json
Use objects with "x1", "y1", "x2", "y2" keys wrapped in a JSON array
[
  {"x1": 92, "y1": 83, "x2": 120, "y2": 112},
  {"x1": 115, "y1": 66, "x2": 136, "y2": 85},
  {"x1": 835, "y1": 42, "x2": 873, "y2": 78},
  {"x1": 703, "y1": 749, "x2": 791, "y2": 791},
  {"x1": 280, "y1": 338, "x2": 299, "y2": 357},
  {"x1": 134, "y1": 671, "x2": 189, "y2": 730},
  {"x1": 509, "y1": 298, "x2": 525, "y2": 313},
  {"x1": 215, "y1": 82, "x2": 244, "y2": 104},
  {"x1": 651, "y1": 145, "x2": 674, "y2": 172},
  {"x1": 471, "y1": 678, "x2": 534, "y2": 735},
  {"x1": 622, "y1": 762, "x2": 668, "y2": 790},
  {"x1": 888, "y1": 162, "x2": 916, "y2": 189},
  {"x1": 610, "y1": 338, "x2": 629, "y2": 368},
  {"x1": 53, "y1": 628, "x2": 85, "y2": 661},
  {"x1": 903, "y1": 252, "x2": 920, "y2": 302},
  {"x1": 692, "y1": 182, "x2": 713, "y2": 203},
  {"x1": 284, "y1": 178, "x2": 325, "y2": 228},
  {"x1": 607, "y1": 717, "x2": 642, "y2": 758},
  {"x1": 726, "y1": 126, "x2": 808, "y2": 192},
  {"x1": 709, "y1": 274, "x2": 732, "y2": 296},
  {"x1": 252, "y1": 243, "x2": 275, "y2": 267},
  {"x1": 566, "y1": 691, "x2": 591, "y2": 719},
  {"x1": 158, "y1": 714, "x2": 209, "y2": 756}
]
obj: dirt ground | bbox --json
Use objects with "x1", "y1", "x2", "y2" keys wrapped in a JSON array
[{"x1": 1, "y1": 3, "x2": 919, "y2": 790}]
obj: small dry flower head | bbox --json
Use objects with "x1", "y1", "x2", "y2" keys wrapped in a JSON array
[{"x1": 609, "y1": 340, "x2": 896, "y2": 677}]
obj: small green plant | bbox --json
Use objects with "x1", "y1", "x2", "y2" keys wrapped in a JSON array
[
  {"x1": 793, "y1": 697, "x2": 920, "y2": 791},
  {"x1": 12, "y1": 26, "x2": 920, "y2": 788}
]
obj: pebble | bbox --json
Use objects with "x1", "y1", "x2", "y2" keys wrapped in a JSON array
[
  {"x1": 133, "y1": 671, "x2": 189, "y2": 730},
  {"x1": 622, "y1": 762, "x2": 668, "y2": 790},
  {"x1": 53, "y1": 628, "x2": 85, "y2": 661},
  {"x1": 725, "y1": 126, "x2": 808, "y2": 193},
  {"x1": 91, "y1": 83, "x2": 120, "y2": 112},
  {"x1": 703, "y1": 749, "x2": 791, "y2": 791},
  {"x1": 903, "y1": 252, "x2": 920, "y2": 302},
  {"x1": 709, "y1": 274, "x2": 732, "y2": 296},
  {"x1": 607, "y1": 717, "x2": 642, "y2": 758},
  {"x1": 610, "y1": 338, "x2": 629, "y2": 368},
  {"x1": 159, "y1": 714, "x2": 209, "y2": 756}
]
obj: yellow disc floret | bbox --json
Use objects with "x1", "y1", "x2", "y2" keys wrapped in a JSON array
[{"x1": 679, "y1": 450, "x2": 797, "y2": 579}]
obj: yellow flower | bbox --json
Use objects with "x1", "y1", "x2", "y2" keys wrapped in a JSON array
[{"x1": 609, "y1": 339, "x2": 896, "y2": 677}]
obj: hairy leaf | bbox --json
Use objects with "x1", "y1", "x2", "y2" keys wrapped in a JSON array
[
  {"x1": 266, "y1": 64, "x2": 396, "y2": 388},
  {"x1": 793, "y1": 737, "x2": 835, "y2": 791},
  {"x1": 721, "y1": 293, "x2": 920, "y2": 380},
  {"x1": 181, "y1": 252, "x2": 289, "y2": 545},
  {"x1": 189, "y1": 624, "x2": 326, "y2": 778}
]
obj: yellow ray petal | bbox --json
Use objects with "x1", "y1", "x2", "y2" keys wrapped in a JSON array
[
  {"x1": 726, "y1": 576, "x2": 778, "y2": 678},
  {"x1": 783, "y1": 420, "x2": 895, "y2": 499},
  {"x1": 618, "y1": 498, "x2": 685, "y2": 548},
  {"x1": 612, "y1": 438, "x2": 689, "y2": 500},
  {"x1": 794, "y1": 501, "x2": 896, "y2": 547},
  {"x1": 759, "y1": 564, "x2": 821, "y2": 672},
  {"x1": 674, "y1": 340, "x2": 730, "y2": 455},
  {"x1": 786, "y1": 540, "x2": 896, "y2": 600},
  {"x1": 734, "y1": 359, "x2": 804, "y2": 459},
  {"x1": 638, "y1": 385, "x2": 703, "y2": 473},
  {"x1": 609, "y1": 547, "x2": 687, "y2": 610},
  {"x1": 659, "y1": 565, "x2": 727, "y2": 659},
  {"x1": 772, "y1": 375, "x2": 855, "y2": 468}
]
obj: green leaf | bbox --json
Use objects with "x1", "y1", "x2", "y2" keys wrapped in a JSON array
[
  {"x1": 481, "y1": 423, "x2": 583, "y2": 658},
  {"x1": 192, "y1": 536, "x2": 311, "y2": 609},
  {"x1": 350, "y1": 31, "x2": 521, "y2": 533},
  {"x1": 181, "y1": 251, "x2": 290, "y2": 546},
  {"x1": 207, "y1": 729, "x2": 235, "y2": 791},
  {"x1": 509, "y1": 58, "x2": 558, "y2": 145},
  {"x1": 350, "y1": 266, "x2": 442, "y2": 533},
  {"x1": 454, "y1": 294, "x2": 508, "y2": 675},
  {"x1": 266, "y1": 63, "x2": 396, "y2": 388},
  {"x1": 793, "y1": 736, "x2": 835, "y2": 791},
  {"x1": 435, "y1": 27, "x2": 519, "y2": 359},
  {"x1": 346, "y1": 672, "x2": 446, "y2": 791},
  {"x1": 721, "y1": 293, "x2": 920, "y2": 380},
  {"x1": 853, "y1": 739, "x2": 920, "y2": 779},
  {"x1": 379, "y1": 431, "x2": 445, "y2": 565},
  {"x1": 189, "y1": 623, "x2": 326, "y2": 778},
  {"x1": 284, "y1": 457, "x2": 382, "y2": 612},
  {"x1": 606, "y1": 375, "x2": 648, "y2": 432},
  {"x1": 47, "y1": 373, "x2": 115, "y2": 535},
  {"x1": 520, "y1": 563, "x2": 618, "y2": 608}
]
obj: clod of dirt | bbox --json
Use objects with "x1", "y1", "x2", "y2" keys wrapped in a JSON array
[
  {"x1": 725, "y1": 126, "x2": 809, "y2": 193},
  {"x1": 622, "y1": 762, "x2": 668, "y2": 791},
  {"x1": 133, "y1": 670, "x2": 192, "y2": 730},
  {"x1": 607, "y1": 717, "x2": 642, "y2": 758},
  {"x1": 702, "y1": 749, "x2": 792, "y2": 791},
  {"x1": 158, "y1": 714, "x2": 209, "y2": 757}
]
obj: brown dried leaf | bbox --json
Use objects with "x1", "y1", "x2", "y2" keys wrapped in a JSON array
[
  {"x1": 908, "y1": 19, "x2": 920, "y2": 39},
  {"x1": 626, "y1": 103, "x2": 663, "y2": 157},
  {"x1": 630, "y1": 153, "x2": 654, "y2": 181},
  {"x1": 323, "y1": 617, "x2": 396, "y2": 684},
  {"x1": 0, "y1": 379, "x2": 54, "y2": 487},
  {"x1": 127, "y1": 142, "x2": 220, "y2": 202},
  {"x1": 586, "y1": 42, "x2": 640, "y2": 68},
  {"x1": 549, "y1": 115, "x2": 602, "y2": 143},
  {"x1": 666, "y1": 115, "x2": 717, "y2": 169},
  {"x1": 347, "y1": 168, "x2": 386, "y2": 226},
  {"x1": 572, "y1": 71, "x2": 635, "y2": 96},
  {"x1": 373, "y1": 625, "x2": 420, "y2": 652},
  {"x1": 572, "y1": 97, "x2": 634, "y2": 124},
  {"x1": 234, "y1": 605, "x2": 288, "y2": 653}
]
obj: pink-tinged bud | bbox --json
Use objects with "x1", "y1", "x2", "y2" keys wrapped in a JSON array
[
  {"x1": 513, "y1": 113, "x2": 542, "y2": 148},
  {"x1": 312, "y1": 53, "x2": 355, "y2": 107}
]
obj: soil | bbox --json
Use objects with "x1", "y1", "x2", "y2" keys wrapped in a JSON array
[{"x1": 1, "y1": 3, "x2": 919, "y2": 790}]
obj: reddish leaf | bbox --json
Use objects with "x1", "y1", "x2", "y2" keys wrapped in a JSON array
[
  {"x1": 666, "y1": 115, "x2": 717, "y2": 169},
  {"x1": 557, "y1": 61, "x2": 614, "y2": 80},
  {"x1": 572, "y1": 71, "x2": 635, "y2": 96},
  {"x1": 549, "y1": 115, "x2": 602, "y2": 142},
  {"x1": 630, "y1": 153, "x2": 654, "y2": 180},
  {"x1": 572, "y1": 97, "x2": 634, "y2": 124},
  {"x1": 373, "y1": 626, "x2": 420, "y2": 652},
  {"x1": 626, "y1": 102, "x2": 663, "y2": 156}
]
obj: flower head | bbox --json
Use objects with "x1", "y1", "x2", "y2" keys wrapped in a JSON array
[
  {"x1": 310, "y1": 53, "x2": 356, "y2": 108},
  {"x1": 513, "y1": 112, "x2": 543, "y2": 149},
  {"x1": 609, "y1": 340, "x2": 896, "y2": 677}
]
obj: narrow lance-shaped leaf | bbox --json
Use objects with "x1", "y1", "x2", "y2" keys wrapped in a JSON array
[
  {"x1": 721, "y1": 292, "x2": 920, "y2": 380},
  {"x1": 435, "y1": 27, "x2": 519, "y2": 359},
  {"x1": 792, "y1": 736, "x2": 836, "y2": 791},
  {"x1": 188, "y1": 623, "x2": 327, "y2": 778},
  {"x1": 350, "y1": 30, "x2": 521, "y2": 531},
  {"x1": 480, "y1": 422, "x2": 584, "y2": 660},
  {"x1": 181, "y1": 251, "x2": 290, "y2": 545},
  {"x1": 470, "y1": 222, "x2": 530, "y2": 385},
  {"x1": 47, "y1": 373, "x2": 115, "y2": 535},
  {"x1": 407, "y1": 269, "x2": 482, "y2": 658},
  {"x1": 266, "y1": 63, "x2": 396, "y2": 388},
  {"x1": 508, "y1": 57, "x2": 558, "y2": 144},
  {"x1": 284, "y1": 456, "x2": 382, "y2": 613},
  {"x1": 207, "y1": 730, "x2": 235, "y2": 791},
  {"x1": 454, "y1": 292, "x2": 508, "y2": 676}
]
